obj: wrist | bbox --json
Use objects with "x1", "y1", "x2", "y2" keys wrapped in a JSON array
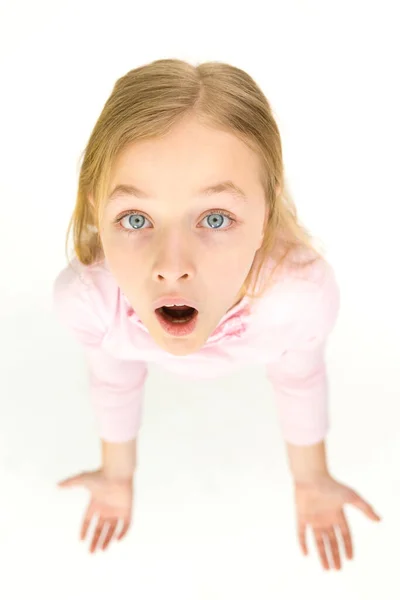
[
  {"x1": 286, "y1": 440, "x2": 330, "y2": 484},
  {"x1": 102, "y1": 465, "x2": 135, "y2": 482},
  {"x1": 101, "y1": 437, "x2": 137, "y2": 482},
  {"x1": 102, "y1": 470, "x2": 134, "y2": 485},
  {"x1": 292, "y1": 469, "x2": 330, "y2": 486}
]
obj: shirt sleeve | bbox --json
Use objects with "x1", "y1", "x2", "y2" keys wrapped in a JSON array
[
  {"x1": 53, "y1": 260, "x2": 148, "y2": 443},
  {"x1": 265, "y1": 261, "x2": 340, "y2": 446}
]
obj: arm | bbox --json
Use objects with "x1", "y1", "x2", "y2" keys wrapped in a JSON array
[
  {"x1": 266, "y1": 339, "x2": 331, "y2": 447},
  {"x1": 85, "y1": 347, "x2": 146, "y2": 481},
  {"x1": 53, "y1": 260, "x2": 147, "y2": 552},
  {"x1": 265, "y1": 259, "x2": 340, "y2": 449},
  {"x1": 53, "y1": 260, "x2": 148, "y2": 445},
  {"x1": 85, "y1": 347, "x2": 147, "y2": 443},
  {"x1": 264, "y1": 264, "x2": 381, "y2": 569}
]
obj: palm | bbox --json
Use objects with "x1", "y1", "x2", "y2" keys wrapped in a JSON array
[
  {"x1": 86, "y1": 471, "x2": 132, "y2": 515},
  {"x1": 296, "y1": 477, "x2": 352, "y2": 521},
  {"x1": 294, "y1": 475, "x2": 380, "y2": 570},
  {"x1": 58, "y1": 469, "x2": 133, "y2": 553}
]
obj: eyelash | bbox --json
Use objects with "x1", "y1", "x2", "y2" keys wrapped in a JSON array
[{"x1": 114, "y1": 209, "x2": 236, "y2": 235}]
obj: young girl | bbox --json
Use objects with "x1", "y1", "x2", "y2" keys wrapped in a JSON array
[{"x1": 54, "y1": 58, "x2": 380, "y2": 569}]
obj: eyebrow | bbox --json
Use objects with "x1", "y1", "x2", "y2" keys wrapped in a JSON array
[{"x1": 107, "y1": 181, "x2": 248, "y2": 203}]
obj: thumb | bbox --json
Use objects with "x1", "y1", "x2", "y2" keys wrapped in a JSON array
[
  {"x1": 57, "y1": 473, "x2": 87, "y2": 489},
  {"x1": 348, "y1": 493, "x2": 381, "y2": 522}
]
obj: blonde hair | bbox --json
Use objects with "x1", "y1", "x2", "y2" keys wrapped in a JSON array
[{"x1": 66, "y1": 58, "x2": 321, "y2": 299}]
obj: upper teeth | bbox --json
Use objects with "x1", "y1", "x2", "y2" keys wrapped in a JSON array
[{"x1": 165, "y1": 304, "x2": 185, "y2": 307}]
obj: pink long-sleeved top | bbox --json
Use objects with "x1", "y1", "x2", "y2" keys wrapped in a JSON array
[{"x1": 53, "y1": 253, "x2": 340, "y2": 446}]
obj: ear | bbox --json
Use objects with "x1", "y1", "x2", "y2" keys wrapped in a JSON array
[{"x1": 88, "y1": 193, "x2": 95, "y2": 208}]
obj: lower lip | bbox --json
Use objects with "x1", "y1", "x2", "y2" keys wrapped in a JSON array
[{"x1": 155, "y1": 309, "x2": 199, "y2": 337}]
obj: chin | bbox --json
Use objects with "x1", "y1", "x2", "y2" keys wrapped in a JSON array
[{"x1": 156, "y1": 333, "x2": 208, "y2": 356}]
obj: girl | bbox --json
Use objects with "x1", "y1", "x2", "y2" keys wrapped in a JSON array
[{"x1": 54, "y1": 59, "x2": 380, "y2": 569}]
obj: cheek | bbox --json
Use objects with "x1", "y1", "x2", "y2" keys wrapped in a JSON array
[
  {"x1": 102, "y1": 224, "x2": 141, "y2": 259},
  {"x1": 101, "y1": 236, "x2": 145, "y2": 284},
  {"x1": 200, "y1": 240, "x2": 255, "y2": 283}
]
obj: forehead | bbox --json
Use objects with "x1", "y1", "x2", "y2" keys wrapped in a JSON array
[{"x1": 109, "y1": 118, "x2": 263, "y2": 195}]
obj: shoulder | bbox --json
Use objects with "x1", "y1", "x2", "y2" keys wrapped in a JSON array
[
  {"x1": 251, "y1": 249, "x2": 340, "y2": 345},
  {"x1": 53, "y1": 256, "x2": 119, "y2": 346}
]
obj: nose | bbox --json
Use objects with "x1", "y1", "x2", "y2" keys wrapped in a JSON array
[{"x1": 152, "y1": 230, "x2": 195, "y2": 283}]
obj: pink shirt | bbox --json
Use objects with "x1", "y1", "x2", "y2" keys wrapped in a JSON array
[{"x1": 53, "y1": 253, "x2": 340, "y2": 446}]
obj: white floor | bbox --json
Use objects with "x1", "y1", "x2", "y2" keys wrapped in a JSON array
[{"x1": 0, "y1": 293, "x2": 398, "y2": 600}]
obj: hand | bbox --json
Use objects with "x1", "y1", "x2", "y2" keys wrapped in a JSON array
[
  {"x1": 58, "y1": 469, "x2": 133, "y2": 553},
  {"x1": 294, "y1": 473, "x2": 381, "y2": 570}
]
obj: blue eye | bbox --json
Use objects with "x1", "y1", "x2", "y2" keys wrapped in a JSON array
[
  {"x1": 201, "y1": 212, "x2": 233, "y2": 229},
  {"x1": 120, "y1": 213, "x2": 151, "y2": 230},
  {"x1": 117, "y1": 210, "x2": 234, "y2": 233}
]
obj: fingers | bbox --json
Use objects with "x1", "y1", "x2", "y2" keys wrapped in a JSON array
[
  {"x1": 58, "y1": 473, "x2": 85, "y2": 488},
  {"x1": 348, "y1": 495, "x2": 381, "y2": 522},
  {"x1": 313, "y1": 529, "x2": 330, "y2": 570},
  {"x1": 311, "y1": 515, "x2": 353, "y2": 570},
  {"x1": 90, "y1": 517, "x2": 107, "y2": 554},
  {"x1": 326, "y1": 527, "x2": 341, "y2": 570},
  {"x1": 89, "y1": 518, "x2": 129, "y2": 552},
  {"x1": 81, "y1": 508, "x2": 129, "y2": 552},
  {"x1": 81, "y1": 504, "x2": 96, "y2": 541},
  {"x1": 313, "y1": 528, "x2": 341, "y2": 571},
  {"x1": 117, "y1": 519, "x2": 131, "y2": 541},
  {"x1": 101, "y1": 520, "x2": 118, "y2": 551},
  {"x1": 297, "y1": 522, "x2": 308, "y2": 555},
  {"x1": 337, "y1": 513, "x2": 353, "y2": 560}
]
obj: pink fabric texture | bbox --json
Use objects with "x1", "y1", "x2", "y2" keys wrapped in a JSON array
[{"x1": 53, "y1": 254, "x2": 340, "y2": 446}]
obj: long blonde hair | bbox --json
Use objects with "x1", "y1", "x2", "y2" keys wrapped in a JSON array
[{"x1": 66, "y1": 58, "x2": 321, "y2": 299}]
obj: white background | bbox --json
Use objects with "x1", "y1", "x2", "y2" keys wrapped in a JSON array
[{"x1": 0, "y1": 0, "x2": 398, "y2": 598}]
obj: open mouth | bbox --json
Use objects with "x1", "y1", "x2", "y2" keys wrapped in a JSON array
[
  {"x1": 155, "y1": 305, "x2": 198, "y2": 323},
  {"x1": 154, "y1": 304, "x2": 199, "y2": 337}
]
